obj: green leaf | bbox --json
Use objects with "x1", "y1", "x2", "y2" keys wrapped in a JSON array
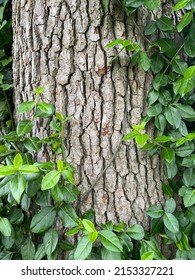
[
  {"x1": 58, "y1": 204, "x2": 79, "y2": 227},
  {"x1": 74, "y1": 235, "x2": 93, "y2": 260},
  {"x1": 162, "y1": 182, "x2": 173, "y2": 197},
  {"x1": 41, "y1": 170, "x2": 61, "y2": 190},
  {"x1": 147, "y1": 89, "x2": 159, "y2": 106},
  {"x1": 177, "y1": 12, "x2": 193, "y2": 32},
  {"x1": 88, "y1": 231, "x2": 98, "y2": 243},
  {"x1": 43, "y1": 228, "x2": 58, "y2": 256},
  {"x1": 23, "y1": 137, "x2": 42, "y2": 152},
  {"x1": 147, "y1": 103, "x2": 162, "y2": 117},
  {"x1": 82, "y1": 219, "x2": 96, "y2": 232},
  {"x1": 141, "y1": 251, "x2": 154, "y2": 260},
  {"x1": 153, "y1": 38, "x2": 178, "y2": 58},
  {"x1": 0, "y1": 165, "x2": 16, "y2": 178},
  {"x1": 65, "y1": 226, "x2": 81, "y2": 236},
  {"x1": 61, "y1": 169, "x2": 75, "y2": 185},
  {"x1": 19, "y1": 165, "x2": 39, "y2": 174},
  {"x1": 122, "y1": 130, "x2": 140, "y2": 141},
  {"x1": 164, "y1": 106, "x2": 181, "y2": 128},
  {"x1": 21, "y1": 238, "x2": 35, "y2": 260},
  {"x1": 154, "y1": 135, "x2": 173, "y2": 143},
  {"x1": 13, "y1": 153, "x2": 23, "y2": 169},
  {"x1": 162, "y1": 148, "x2": 175, "y2": 163},
  {"x1": 99, "y1": 230, "x2": 123, "y2": 252},
  {"x1": 101, "y1": 247, "x2": 121, "y2": 260},
  {"x1": 183, "y1": 168, "x2": 195, "y2": 187},
  {"x1": 184, "y1": 66, "x2": 195, "y2": 79},
  {"x1": 144, "y1": 20, "x2": 157, "y2": 35},
  {"x1": 155, "y1": 114, "x2": 167, "y2": 132},
  {"x1": 34, "y1": 243, "x2": 46, "y2": 260},
  {"x1": 163, "y1": 213, "x2": 179, "y2": 233},
  {"x1": 16, "y1": 120, "x2": 33, "y2": 136},
  {"x1": 153, "y1": 73, "x2": 169, "y2": 90},
  {"x1": 138, "y1": 51, "x2": 151, "y2": 71},
  {"x1": 157, "y1": 16, "x2": 173, "y2": 31},
  {"x1": 143, "y1": 240, "x2": 166, "y2": 260},
  {"x1": 30, "y1": 207, "x2": 56, "y2": 233},
  {"x1": 175, "y1": 142, "x2": 194, "y2": 157},
  {"x1": 63, "y1": 185, "x2": 80, "y2": 203},
  {"x1": 10, "y1": 174, "x2": 26, "y2": 203},
  {"x1": 151, "y1": 53, "x2": 164, "y2": 74},
  {"x1": 135, "y1": 133, "x2": 149, "y2": 147},
  {"x1": 164, "y1": 198, "x2": 176, "y2": 213},
  {"x1": 184, "y1": 36, "x2": 195, "y2": 57},
  {"x1": 175, "y1": 103, "x2": 195, "y2": 120},
  {"x1": 17, "y1": 101, "x2": 36, "y2": 114},
  {"x1": 35, "y1": 102, "x2": 55, "y2": 118},
  {"x1": 126, "y1": 224, "x2": 145, "y2": 240},
  {"x1": 183, "y1": 189, "x2": 195, "y2": 207},
  {"x1": 125, "y1": 0, "x2": 144, "y2": 8},
  {"x1": 146, "y1": 205, "x2": 164, "y2": 218},
  {"x1": 172, "y1": 0, "x2": 189, "y2": 12},
  {"x1": 0, "y1": 217, "x2": 12, "y2": 236},
  {"x1": 144, "y1": 0, "x2": 159, "y2": 10},
  {"x1": 172, "y1": 58, "x2": 188, "y2": 75},
  {"x1": 35, "y1": 87, "x2": 45, "y2": 94}
]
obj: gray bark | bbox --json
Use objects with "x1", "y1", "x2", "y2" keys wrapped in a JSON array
[{"x1": 12, "y1": 0, "x2": 166, "y2": 229}]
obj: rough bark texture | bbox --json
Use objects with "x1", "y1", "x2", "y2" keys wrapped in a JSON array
[{"x1": 12, "y1": 0, "x2": 166, "y2": 229}]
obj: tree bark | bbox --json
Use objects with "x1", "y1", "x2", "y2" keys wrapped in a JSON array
[{"x1": 12, "y1": 0, "x2": 166, "y2": 229}]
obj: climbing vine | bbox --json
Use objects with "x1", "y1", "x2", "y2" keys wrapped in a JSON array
[{"x1": 0, "y1": 0, "x2": 195, "y2": 260}]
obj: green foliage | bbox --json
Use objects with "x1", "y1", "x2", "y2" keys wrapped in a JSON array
[{"x1": 1, "y1": 0, "x2": 195, "y2": 260}]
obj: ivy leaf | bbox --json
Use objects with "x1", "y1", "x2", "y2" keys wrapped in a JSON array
[
  {"x1": 141, "y1": 251, "x2": 154, "y2": 260},
  {"x1": 144, "y1": 0, "x2": 160, "y2": 10},
  {"x1": 0, "y1": 165, "x2": 16, "y2": 178},
  {"x1": 30, "y1": 207, "x2": 56, "y2": 233},
  {"x1": 41, "y1": 170, "x2": 61, "y2": 190},
  {"x1": 0, "y1": 217, "x2": 12, "y2": 236},
  {"x1": 183, "y1": 189, "x2": 195, "y2": 207},
  {"x1": 144, "y1": 20, "x2": 157, "y2": 35},
  {"x1": 153, "y1": 38, "x2": 178, "y2": 58},
  {"x1": 162, "y1": 147, "x2": 175, "y2": 164},
  {"x1": 21, "y1": 238, "x2": 35, "y2": 260},
  {"x1": 125, "y1": 0, "x2": 144, "y2": 8},
  {"x1": 172, "y1": 58, "x2": 188, "y2": 75},
  {"x1": 157, "y1": 16, "x2": 173, "y2": 31},
  {"x1": 99, "y1": 230, "x2": 123, "y2": 252},
  {"x1": 58, "y1": 204, "x2": 79, "y2": 227},
  {"x1": 164, "y1": 106, "x2": 181, "y2": 128},
  {"x1": 184, "y1": 36, "x2": 195, "y2": 57},
  {"x1": 17, "y1": 101, "x2": 36, "y2": 115},
  {"x1": 146, "y1": 205, "x2": 164, "y2": 218},
  {"x1": 164, "y1": 198, "x2": 176, "y2": 213},
  {"x1": 16, "y1": 120, "x2": 33, "y2": 136},
  {"x1": 163, "y1": 213, "x2": 179, "y2": 233},
  {"x1": 135, "y1": 133, "x2": 149, "y2": 147},
  {"x1": 82, "y1": 219, "x2": 96, "y2": 233},
  {"x1": 154, "y1": 135, "x2": 173, "y2": 143},
  {"x1": 35, "y1": 102, "x2": 55, "y2": 118},
  {"x1": 13, "y1": 153, "x2": 23, "y2": 169},
  {"x1": 151, "y1": 53, "x2": 164, "y2": 74},
  {"x1": 177, "y1": 12, "x2": 193, "y2": 32},
  {"x1": 126, "y1": 224, "x2": 145, "y2": 240},
  {"x1": 43, "y1": 228, "x2": 58, "y2": 256},
  {"x1": 183, "y1": 168, "x2": 195, "y2": 187},
  {"x1": 74, "y1": 235, "x2": 93, "y2": 260},
  {"x1": 172, "y1": 0, "x2": 189, "y2": 12},
  {"x1": 147, "y1": 103, "x2": 162, "y2": 117},
  {"x1": 138, "y1": 51, "x2": 151, "y2": 71},
  {"x1": 10, "y1": 174, "x2": 26, "y2": 204},
  {"x1": 101, "y1": 248, "x2": 121, "y2": 260},
  {"x1": 23, "y1": 137, "x2": 42, "y2": 152},
  {"x1": 153, "y1": 73, "x2": 169, "y2": 90}
]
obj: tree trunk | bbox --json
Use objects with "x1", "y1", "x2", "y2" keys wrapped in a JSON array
[{"x1": 12, "y1": 0, "x2": 166, "y2": 229}]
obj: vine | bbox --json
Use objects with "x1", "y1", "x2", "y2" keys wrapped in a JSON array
[{"x1": 0, "y1": 0, "x2": 195, "y2": 260}]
